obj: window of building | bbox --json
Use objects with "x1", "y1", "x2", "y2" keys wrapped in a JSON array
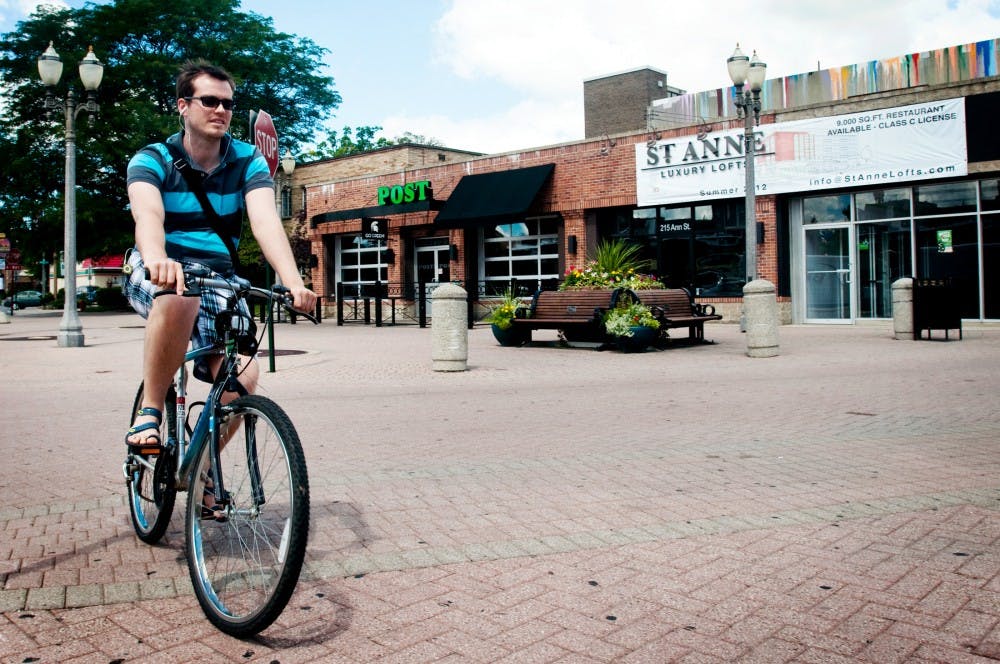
[
  {"x1": 856, "y1": 188, "x2": 911, "y2": 220},
  {"x1": 481, "y1": 216, "x2": 560, "y2": 294},
  {"x1": 339, "y1": 234, "x2": 388, "y2": 296},
  {"x1": 280, "y1": 187, "x2": 292, "y2": 219},
  {"x1": 915, "y1": 181, "x2": 977, "y2": 215},
  {"x1": 802, "y1": 194, "x2": 851, "y2": 223}
]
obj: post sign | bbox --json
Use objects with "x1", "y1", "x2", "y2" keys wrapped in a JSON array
[
  {"x1": 377, "y1": 180, "x2": 432, "y2": 205},
  {"x1": 251, "y1": 109, "x2": 279, "y2": 177}
]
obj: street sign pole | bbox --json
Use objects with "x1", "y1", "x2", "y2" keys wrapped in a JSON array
[{"x1": 253, "y1": 109, "x2": 280, "y2": 371}]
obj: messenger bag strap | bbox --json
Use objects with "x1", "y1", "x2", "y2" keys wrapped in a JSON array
[{"x1": 162, "y1": 141, "x2": 240, "y2": 271}]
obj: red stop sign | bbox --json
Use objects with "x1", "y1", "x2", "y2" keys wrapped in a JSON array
[{"x1": 252, "y1": 110, "x2": 278, "y2": 177}]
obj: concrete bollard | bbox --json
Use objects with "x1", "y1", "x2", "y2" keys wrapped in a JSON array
[
  {"x1": 743, "y1": 279, "x2": 779, "y2": 358},
  {"x1": 891, "y1": 277, "x2": 914, "y2": 340},
  {"x1": 431, "y1": 282, "x2": 468, "y2": 372}
]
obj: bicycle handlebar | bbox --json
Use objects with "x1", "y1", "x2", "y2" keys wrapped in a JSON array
[{"x1": 146, "y1": 266, "x2": 319, "y2": 324}]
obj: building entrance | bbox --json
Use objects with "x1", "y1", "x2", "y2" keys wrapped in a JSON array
[
  {"x1": 414, "y1": 238, "x2": 450, "y2": 316},
  {"x1": 804, "y1": 226, "x2": 852, "y2": 322}
]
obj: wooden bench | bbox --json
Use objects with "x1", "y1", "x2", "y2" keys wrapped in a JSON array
[
  {"x1": 631, "y1": 288, "x2": 722, "y2": 342},
  {"x1": 510, "y1": 289, "x2": 622, "y2": 343}
]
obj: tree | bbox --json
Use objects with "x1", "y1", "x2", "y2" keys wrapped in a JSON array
[
  {"x1": 0, "y1": 0, "x2": 341, "y2": 271},
  {"x1": 302, "y1": 125, "x2": 394, "y2": 160}
]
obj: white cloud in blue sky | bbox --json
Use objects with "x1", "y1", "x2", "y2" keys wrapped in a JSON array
[{"x1": 4, "y1": 0, "x2": 1000, "y2": 154}]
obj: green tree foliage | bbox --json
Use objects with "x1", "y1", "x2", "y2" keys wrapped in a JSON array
[
  {"x1": 302, "y1": 125, "x2": 394, "y2": 160},
  {"x1": 0, "y1": 0, "x2": 340, "y2": 271},
  {"x1": 302, "y1": 126, "x2": 444, "y2": 160}
]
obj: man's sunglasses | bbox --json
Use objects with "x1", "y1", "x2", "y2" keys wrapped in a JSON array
[{"x1": 184, "y1": 96, "x2": 236, "y2": 111}]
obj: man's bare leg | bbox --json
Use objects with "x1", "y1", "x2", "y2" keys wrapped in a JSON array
[{"x1": 127, "y1": 294, "x2": 200, "y2": 447}]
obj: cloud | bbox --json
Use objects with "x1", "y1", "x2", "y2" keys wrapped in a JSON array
[{"x1": 417, "y1": 0, "x2": 1000, "y2": 152}]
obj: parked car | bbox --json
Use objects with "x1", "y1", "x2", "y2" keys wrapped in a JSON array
[
  {"x1": 77, "y1": 285, "x2": 99, "y2": 303},
  {"x1": 2, "y1": 290, "x2": 43, "y2": 309}
]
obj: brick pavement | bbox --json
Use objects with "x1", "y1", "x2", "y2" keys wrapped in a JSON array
[{"x1": 1, "y1": 310, "x2": 998, "y2": 662}]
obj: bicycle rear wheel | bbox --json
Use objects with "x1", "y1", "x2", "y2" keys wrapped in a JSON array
[
  {"x1": 125, "y1": 383, "x2": 178, "y2": 544},
  {"x1": 185, "y1": 394, "x2": 309, "y2": 637}
]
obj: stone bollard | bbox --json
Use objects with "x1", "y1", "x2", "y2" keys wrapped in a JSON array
[
  {"x1": 0, "y1": 310, "x2": 8, "y2": 324},
  {"x1": 431, "y1": 282, "x2": 468, "y2": 372},
  {"x1": 743, "y1": 279, "x2": 779, "y2": 358},
  {"x1": 891, "y1": 277, "x2": 914, "y2": 340}
]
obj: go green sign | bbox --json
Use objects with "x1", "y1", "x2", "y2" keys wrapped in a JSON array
[{"x1": 377, "y1": 180, "x2": 432, "y2": 206}]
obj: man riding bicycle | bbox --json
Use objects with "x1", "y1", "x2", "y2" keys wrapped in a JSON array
[{"x1": 124, "y1": 59, "x2": 316, "y2": 454}]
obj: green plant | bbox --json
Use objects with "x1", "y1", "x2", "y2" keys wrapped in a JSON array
[
  {"x1": 603, "y1": 302, "x2": 660, "y2": 337},
  {"x1": 485, "y1": 289, "x2": 523, "y2": 330},
  {"x1": 560, "y1": 238, "x2": 663, "y2": 291}
]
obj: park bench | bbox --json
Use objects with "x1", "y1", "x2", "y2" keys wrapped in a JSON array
[
  {"x1": 511, "y1": 288, "x2": 622, "y2": 343},
  {"x1": 631, "y1": 288, "x2": 721, "y2": 342}
]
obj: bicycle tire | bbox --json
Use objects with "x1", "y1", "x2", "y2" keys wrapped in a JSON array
[
  {"x1": 185, "y1": 394, "x2": 310, "y2": 637},
  {"x1": 125, "y1": 383, "x2": 178, "y2": 544}
]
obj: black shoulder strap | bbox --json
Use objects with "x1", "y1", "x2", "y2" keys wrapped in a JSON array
[{"x1": 162, "y1": 142, "x2": 240, "y2": 271}]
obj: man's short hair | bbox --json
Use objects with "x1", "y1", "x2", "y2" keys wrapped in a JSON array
[{"x1": 176, "y1": 59, "x2": 235, "y2": 99}]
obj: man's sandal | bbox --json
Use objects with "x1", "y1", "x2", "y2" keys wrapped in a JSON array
[
  {"x1": 126, "y1": 406, "x2": 163, "y2": 455},
  {"x1": 201, "y1": 484, "x2": 228, "y2": 522}
]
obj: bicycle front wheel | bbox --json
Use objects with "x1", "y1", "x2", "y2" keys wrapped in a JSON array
[
  {"x1": 126, "y1": 383, "x2": 178, "y2": 544},
  {"x1": 185, "y1": 394, "x2": 309, "y2": 637}
]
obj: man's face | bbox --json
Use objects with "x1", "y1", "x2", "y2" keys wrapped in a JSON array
[{"x1": 178, "y1": 74, "x2": 234, "y2": 139}]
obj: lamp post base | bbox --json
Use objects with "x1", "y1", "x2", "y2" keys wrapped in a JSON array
[{"x1": 58, "y1": 330, "x2": 85, "y2": 347}]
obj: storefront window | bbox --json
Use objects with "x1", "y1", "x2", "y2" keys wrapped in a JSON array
[
  {"x1": 339, "y1": 234, "x2": 388, "y2": 296},
  {"x1": 802, "y1": 194, "x2": 851, "y2": 224},
  {"x1": 601, "y1": 202, "x2": 744, "y2": 296},
  {"x1": 984, "y1": 215, "x2": 1000, "y2": 319},
  {"x1": 856, "y1": 188, "x2": 910, "y2": 220},
  {"x1": 915, "y1": 216, "x2": 980, "y2": 318},
  {"x1": 981, "y1": 179, "x2": 1000, "y2": 212},
  {"x1": 481, "y1": 216, "x2": 560, "y2": 294},
  {"x1": 915, "y1": 182, "x2": 977, "y2": 215}
]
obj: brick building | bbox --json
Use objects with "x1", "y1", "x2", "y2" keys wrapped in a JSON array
[{"x1": 291, "y1": 39, "x2": 1000, "y2": 325}]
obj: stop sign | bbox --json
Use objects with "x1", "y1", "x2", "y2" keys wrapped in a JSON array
[{"x1": 252, "y1": 109, "x2": 279, "y2": 177}]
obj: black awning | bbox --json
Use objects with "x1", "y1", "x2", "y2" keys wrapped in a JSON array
[
  {"x1": 434, "y1": 163, "x2": 554, "y2": 228},
  {"x1": 310, "y1": 198, "x2": 442, "y2": 228}
]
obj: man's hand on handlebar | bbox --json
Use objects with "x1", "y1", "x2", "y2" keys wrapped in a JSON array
[
  {"x1": 145, "y1": 258, "x2": 186, "y2": 295},
  {"x1": 287, "y1": 286, "x2": 317, "y2": 314}
]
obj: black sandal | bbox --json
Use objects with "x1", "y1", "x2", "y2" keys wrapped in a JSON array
[
  {"x1": 126, "y1": 407, "x2": 163, "y2": 455},
  {"x1": 201, "y1": 483, "x2": 228, "y2": 522}
]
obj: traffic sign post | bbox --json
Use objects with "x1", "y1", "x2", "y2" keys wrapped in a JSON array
[
  {"x1": 251, "y1": 110, "x2": 279, "y2": 178},
  {"x1": 251, "y1": 109, "x2": 280, "y2": 371}
]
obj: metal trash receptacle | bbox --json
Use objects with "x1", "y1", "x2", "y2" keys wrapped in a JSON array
[{"x1": 912, "y1": 278, "x2": 962, "y2": 340}]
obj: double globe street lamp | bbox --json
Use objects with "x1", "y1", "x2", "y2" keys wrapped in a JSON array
[
  {"x1": 37, "y1": 42, "x2": 104, "y2": 347},
  {"x1": 726, "y1": 44, "x2": 766, "y2": 285}
]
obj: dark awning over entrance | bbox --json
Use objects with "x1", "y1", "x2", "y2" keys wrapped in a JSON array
[
  {"x1": 310, "y1": 198, "x2": 442, "y2": 228},
  {"x1": 434, "y1": 163, "x2": 555, "y2": 228}
]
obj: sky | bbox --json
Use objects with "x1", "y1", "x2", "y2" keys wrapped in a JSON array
[{"x1": 3, "y1": 0, "x2": 1000, "y2": 155}]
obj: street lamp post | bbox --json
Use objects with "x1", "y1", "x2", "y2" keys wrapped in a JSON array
[
  {"x1": 37, "y1": 42, "x2": 104, "y2": 347},
  {"x1": 726, "y1": 44, "x2": 767, "y2": 285}
]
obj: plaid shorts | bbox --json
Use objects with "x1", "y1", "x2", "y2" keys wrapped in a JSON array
[{"x1": 123, "y1": 250, "x2": 252, "y2": 382}]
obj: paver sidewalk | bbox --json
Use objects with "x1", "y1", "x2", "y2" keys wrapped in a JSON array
[{"x1": 1, "y1": 312, "x2": 998, "y2": 662}]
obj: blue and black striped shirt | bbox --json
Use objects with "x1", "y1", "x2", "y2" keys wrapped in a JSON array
[{"x1": 126, "y1": 131, "x2": 273, "y2": 274}]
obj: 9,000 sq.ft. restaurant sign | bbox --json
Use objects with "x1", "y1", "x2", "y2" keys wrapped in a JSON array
[{"x1": 635, "y1": 98, "x2": 967, "y2": 207}]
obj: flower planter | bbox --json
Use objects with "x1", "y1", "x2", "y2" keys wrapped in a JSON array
[
  {"x1": 491, "y1": 323, "x2": 528, "y2": 347},
  {"x1": 615, "y1": 325, "x2": 656, "y2": 353}
]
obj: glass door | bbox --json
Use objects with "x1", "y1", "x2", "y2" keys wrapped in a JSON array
[
  {"x1": 804, "y1": 226, "x2": 852, "y2": 322},
  {"x1": 414, "y1": 238, "x2": 450, "y2": 316},
  {"x1": 856, "y1": 221, "x2": 911, "y2": 318}
]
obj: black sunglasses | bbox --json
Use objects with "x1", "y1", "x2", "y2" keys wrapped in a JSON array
[{"x1": 185, "y1": 95, "x2": 236, "y2": 111}]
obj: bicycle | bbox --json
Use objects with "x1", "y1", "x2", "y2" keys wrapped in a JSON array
[{"x1": 123, "y1": 265, "x2": 316, "y2": 636}]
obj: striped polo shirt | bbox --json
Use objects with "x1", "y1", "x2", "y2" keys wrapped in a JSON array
[{"x1": 126, "y1": 131, "x2": 274, "y2": 274}]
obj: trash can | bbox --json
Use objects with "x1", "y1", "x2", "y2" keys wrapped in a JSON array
[{"x1": 912, "y1": 277, "x2": 962, "y2": 340}]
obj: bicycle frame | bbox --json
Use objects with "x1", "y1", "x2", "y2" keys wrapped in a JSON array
[{"x1": 170, "y1": 341, "x2": 247, "y2": 495}]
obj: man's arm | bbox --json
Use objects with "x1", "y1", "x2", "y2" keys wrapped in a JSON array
[
  {"x1": 245, "y1": 187, "x2": 317, "y2": 313},
  {"x1": 128, "y1": 181, "x2": 186, "y2": 292}
]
